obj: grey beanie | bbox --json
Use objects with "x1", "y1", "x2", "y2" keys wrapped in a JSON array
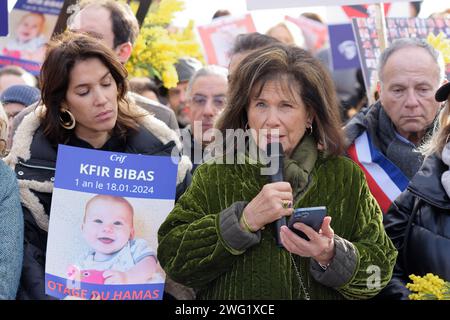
[
  {"x1": 0, "y1": 84, "x2": 40, "y2": 107},
  {"x1": 175, "y1": 57, "x2": 202, "y2": 83}
]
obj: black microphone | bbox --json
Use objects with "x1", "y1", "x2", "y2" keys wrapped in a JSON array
[{"x1": 266, "y1": 142, "x2": 286, "y2": 248}]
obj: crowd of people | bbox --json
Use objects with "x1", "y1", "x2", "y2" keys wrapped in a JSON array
[{"x1": 0, "y1": 0, "x2": 449, "y2": 300}]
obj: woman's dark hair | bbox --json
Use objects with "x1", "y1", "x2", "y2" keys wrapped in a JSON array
[
  {"x1": 40, "y1": 31, "x2": 141, "y2": 145},
  {"x1": 216, "y1": 42, "x2": 345, "y2": 156}
]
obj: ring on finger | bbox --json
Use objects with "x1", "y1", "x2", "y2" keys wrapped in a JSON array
[{"x1": 282, "y1": 200, "x2": 292, "y2": 209}]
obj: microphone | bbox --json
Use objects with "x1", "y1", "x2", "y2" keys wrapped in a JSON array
[{"x1": 266, "y1": 142, "x2": 286, "y2": 248}]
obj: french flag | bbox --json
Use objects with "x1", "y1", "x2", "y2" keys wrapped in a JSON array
[{"x1": 347, "y1": 131, "x2": 409, "y2": 213}]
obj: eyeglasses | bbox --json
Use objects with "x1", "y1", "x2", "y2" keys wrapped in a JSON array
[{"x1": 190, "y1": 94, "x2": 226, "y2": 109}]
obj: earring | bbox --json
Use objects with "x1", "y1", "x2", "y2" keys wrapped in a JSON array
[
  {"x1": 307, "y1": 123, "x2": 313, "y2": 135},
  {"x1": 244, "y1": 122, "x2": 249, "y2": 130},
  {"x1": 60, "y1": 108, "x2": 76, "y2": 130}
]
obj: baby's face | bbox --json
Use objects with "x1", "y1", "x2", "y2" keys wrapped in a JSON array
[
  {"x1": 82, "y1": 198, "x2": 134, "y2": 255},
  {"x1": 17, "y1": 15, "x2": 43, "y2": 42}
]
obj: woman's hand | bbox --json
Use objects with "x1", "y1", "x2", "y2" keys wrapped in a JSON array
[
  {"x1": 280, "y1": 216, "x2": 335, "y2": 266},
  {"x1": 242, "y1": 182, "x2": 294, "y2": 231}
]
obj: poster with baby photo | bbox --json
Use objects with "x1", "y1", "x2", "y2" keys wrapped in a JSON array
[
  {"x1": 45, "y1": 145, "x2": 179, "y2": 300},
  {"x1": 0, "y1": 0, "x2": 64, "y2": 75}
]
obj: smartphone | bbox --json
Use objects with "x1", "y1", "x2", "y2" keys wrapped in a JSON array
[{"x1": 288, "y1": 206, "x2": 326, "y2": 241}]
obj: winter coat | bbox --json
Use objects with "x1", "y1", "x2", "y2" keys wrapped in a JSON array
[
  {"x1": 158, "y1": 136, "x2": 397, "y2": 300},
  {"x1": 4, "y1": 104, "x2": 192, "y2": 300},
  {"x1": 381, "y1": 154, "x2": 450, "y2": 299},
  {"x1": 0, "y1": 160, "x2": 23, "y2": 299}
]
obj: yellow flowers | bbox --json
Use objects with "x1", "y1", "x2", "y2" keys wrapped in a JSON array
[
  {"x1": 426, "y1": 32, "x2": 450, "y2": 65},
  {"x1": 126, "y1": 0, "x2": 204, "y2": 89},
  {"x1": 407, "y1": 273, "x2": 450, "y2": 300}
]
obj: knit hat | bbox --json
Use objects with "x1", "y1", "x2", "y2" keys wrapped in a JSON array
[
  {"x1": 175, "y1": 57, "x2": 202, "y2": 83},
  {"x1": 0, "y1": 85, "x2": 41, "y2": 107}
]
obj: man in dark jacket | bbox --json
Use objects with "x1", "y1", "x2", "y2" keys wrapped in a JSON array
[
  {"x1": 344, "y1": 38, "x2": 445, "y2": 213},
  {"x1": 379, "y1": 81, "x2": 450, "y2": 299}
]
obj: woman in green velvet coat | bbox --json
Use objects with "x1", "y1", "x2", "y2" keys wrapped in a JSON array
[{"x1": 158, "y1": 43, "x2": 397, "y2": 300}]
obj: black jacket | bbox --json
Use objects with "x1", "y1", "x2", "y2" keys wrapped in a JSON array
[
  {"x1": 5, "y1": 105, "x2": 192, "y2": 300},
  {"x1": 380, "y1": 154, "x2": 450, "y2": 299}
]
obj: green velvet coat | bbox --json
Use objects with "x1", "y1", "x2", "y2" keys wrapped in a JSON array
[{"x1": 158, "y1": 152, "x2": 397, "y2": 300}]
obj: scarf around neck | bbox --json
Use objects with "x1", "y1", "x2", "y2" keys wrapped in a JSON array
[{"x1": 283, "y1": 135, "x2": 318, "y2": 200}]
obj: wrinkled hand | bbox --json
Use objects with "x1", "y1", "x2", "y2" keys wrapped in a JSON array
[
  {"x1": 103, "y1": 270, "x2": 127, "y2": 284},
  {"x1": 242, "y1": 182, "x2": 294, "y2": 231},
  {"x1": 280, "y1": 216, "x2": 335, "y2": 265}
]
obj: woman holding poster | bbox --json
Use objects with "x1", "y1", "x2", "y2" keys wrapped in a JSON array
[
  {"x1": 4, "y1": 31, "x2": 191, "y2": 299},
  {"x1": 158, "y1": 43, "x2": 397, "y2": 300}
]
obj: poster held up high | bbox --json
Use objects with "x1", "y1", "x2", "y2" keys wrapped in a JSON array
[
  {"x1": 352, "y1": 17, "x2": 450, "y2": 102},
  {"x1": 247, "y1": 0, "x2": 409, "y2": 10},
  {"x1": 197, "y1": 14, "x2": 256, "y2": 67},
  {"x1": 0, "y1": 0, "x2": 64, "y2": 75}
]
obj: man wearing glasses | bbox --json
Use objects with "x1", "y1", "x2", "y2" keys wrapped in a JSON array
[{"x1": 181, "y1": 65, "x2": 228, "y2": 172}]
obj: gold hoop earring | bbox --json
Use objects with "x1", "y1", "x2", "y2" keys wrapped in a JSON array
[{"x1": 60, "y1": 108, "x2": 76, "y2": 130}]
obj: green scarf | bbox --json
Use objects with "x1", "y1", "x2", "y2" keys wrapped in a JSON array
[{"x1": 284, "y1": 135, "x2": 318, "y2": 200}]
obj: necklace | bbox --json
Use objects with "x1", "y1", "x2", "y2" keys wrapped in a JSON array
[{"x1": 290, "y1": 253, "x2": 310, "y2": 300}]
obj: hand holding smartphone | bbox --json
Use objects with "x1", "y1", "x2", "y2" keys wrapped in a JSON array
[{"x1": 287, "y1": 206, "x2": 326, "y2": 241}]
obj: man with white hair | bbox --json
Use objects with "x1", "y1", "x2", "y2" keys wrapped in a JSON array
[
  {"x1": 345, "y1": 38, "x2": 446, "y2": 213},
  {"x1": 181, "y1": 65, "x2": 228, "y2": 172}
]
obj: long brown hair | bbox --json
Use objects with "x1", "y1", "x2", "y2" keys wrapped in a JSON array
[
  {"x1": 216, "y1": 42, "x2": 345, "y2": 156},
  {"x1": 40, "y1": 31, "x2": 142, "y2": 145}
]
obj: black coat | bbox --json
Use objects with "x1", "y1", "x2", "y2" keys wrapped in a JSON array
[
  {"x1": 6, "y1": 109, "x2": 192, "y2": 300},
  {"x1": 380, "y1": 154, "x2": 450, "y2": 299}
]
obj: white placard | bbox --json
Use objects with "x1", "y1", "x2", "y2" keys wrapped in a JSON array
[{"x1": 247, "y1": 0, "x2": 409, "y2": 10}]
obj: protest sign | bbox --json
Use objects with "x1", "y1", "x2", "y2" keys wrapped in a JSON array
[
  {"x1": 0, "y1": 0, "x2": 64, "y2": 75},
  {"x1": 329, "y1": 23, "x2": 361, "y2": 70},
  {"x1": 45, "y1": 145, "x2": 178, "y2": 300},
  {"x1": 285, "y1": 15, "x2": 328, "y2": 54},
  {"x1": 247, "y1": 0, "x2": 409, "y2": 10},
  {"x1": 353, "y1": 17, "x2": 450, "y2": 101},
  {"x1": 325, "y1": 2, "x2": 409, "y2": 70},
  {"x1": 197, "y1": 14, "x2": 256, "y2": 67}
]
